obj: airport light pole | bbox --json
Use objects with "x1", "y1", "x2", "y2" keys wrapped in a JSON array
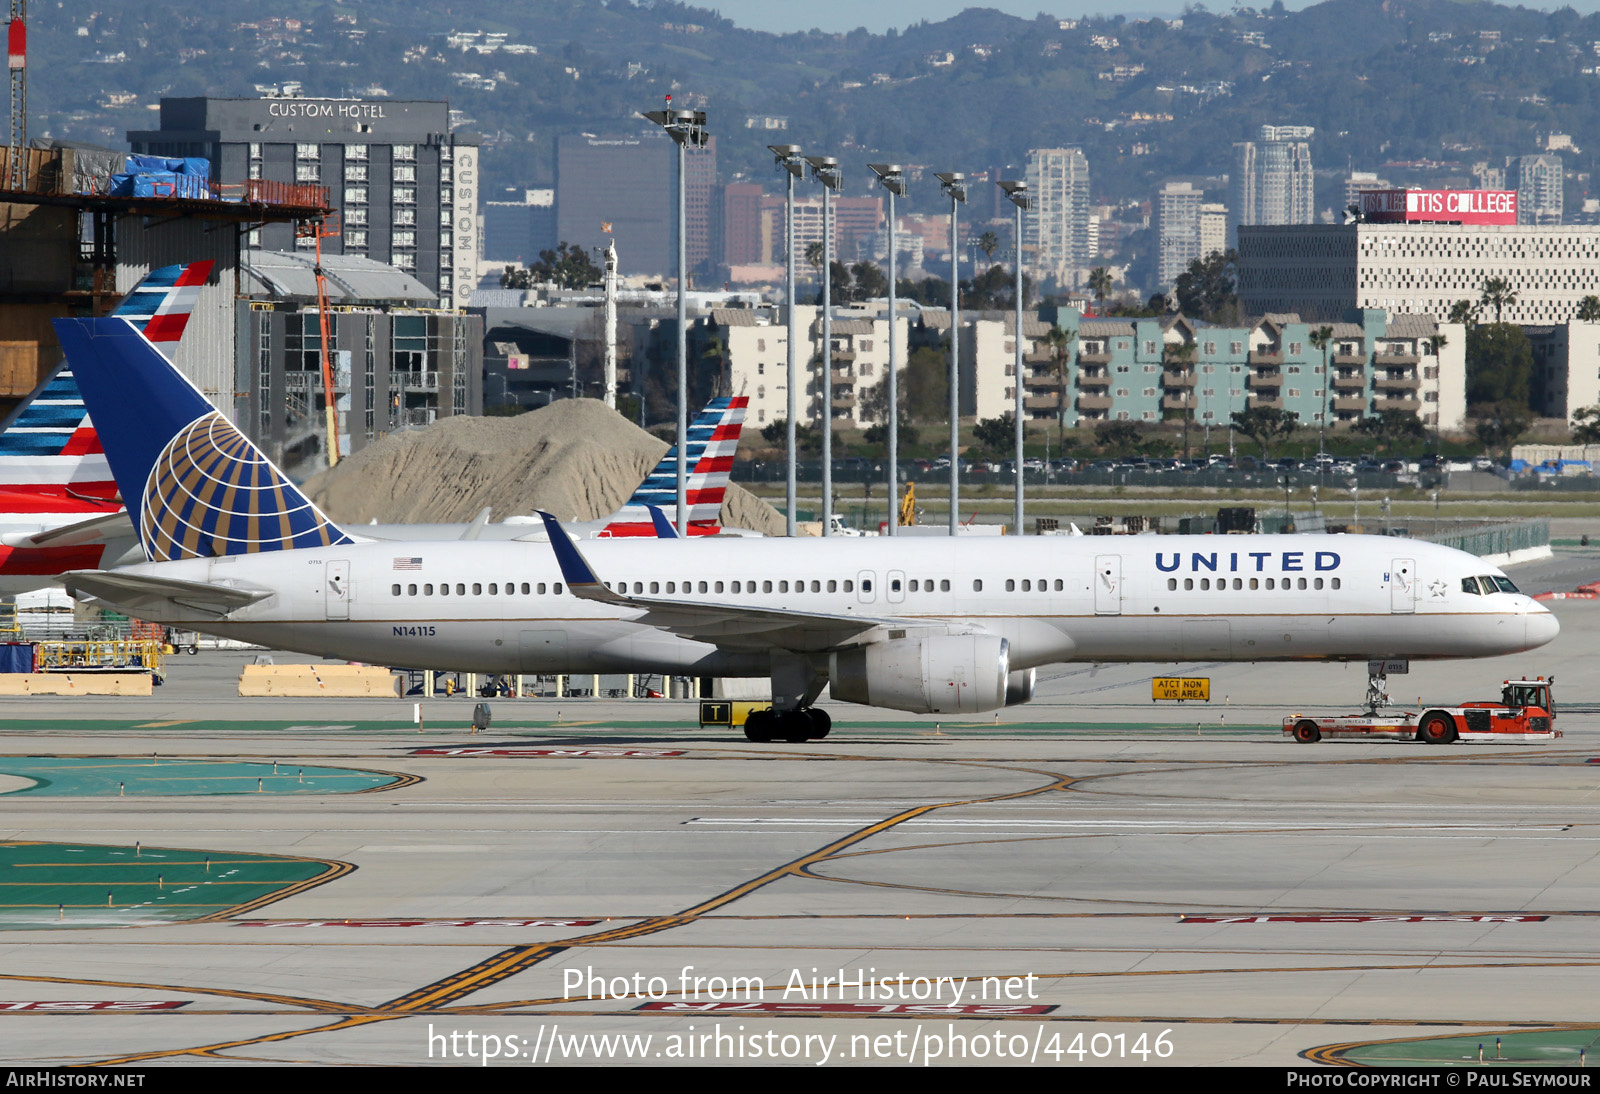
[
  {"x1": 869, "y1": 164, "x2": 907, "y2": 535},
  {"x1": 807, "y1": 155, "x2": 842, "y2": 536},
  {"x1": 999, "y1": 179, "x2": 1029, "y2": 536},
  {"x1": 770, "y1": 144, "x2": 805, "y2": 537},
  {"x1": 643, "y1": 101, "x2": 708, "y2": 535},
  {"x1": 936, "y1": 172, "x2": 967, "y2": 536}
]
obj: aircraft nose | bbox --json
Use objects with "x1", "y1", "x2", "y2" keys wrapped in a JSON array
[{"x1": 1525, "y1": 603, "x2": 1561, "y2": 649}]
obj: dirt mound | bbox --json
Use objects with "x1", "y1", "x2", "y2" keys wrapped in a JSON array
[{"x1": 303, "y1": 399, "x2": 785, "y2": 535}]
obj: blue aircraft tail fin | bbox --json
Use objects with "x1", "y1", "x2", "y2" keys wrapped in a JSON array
[{"x1": 51, "y1": 316, "x2": 352, "y2": 562}]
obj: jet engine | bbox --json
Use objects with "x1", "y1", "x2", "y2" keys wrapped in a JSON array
[
  {"x1": 829, "y1": 635, "x2": 1009, "y2": 714},
  {"x1": 1005, "y1": 667, "x2": 1036, "y2": 707}
]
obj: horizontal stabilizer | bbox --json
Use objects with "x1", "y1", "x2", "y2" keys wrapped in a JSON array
[
  {"x1": 0, "y1": 511, "x2": 135, "y2": 550},
  {"x1": 61, "y1": 569, "x2": 272, "y2": 619}
]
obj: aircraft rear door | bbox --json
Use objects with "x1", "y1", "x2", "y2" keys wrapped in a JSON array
[
  {"x1": 326, "y1": 560, "x2": 352, "y2": 620},
  {"x1": 1094, "y1": 555, "x2": 1121, "y2": 615}
]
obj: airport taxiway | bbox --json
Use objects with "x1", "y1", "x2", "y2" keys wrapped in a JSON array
[{"x1": 0, "y1": 550, "x2": 1595, "y2": 1067}]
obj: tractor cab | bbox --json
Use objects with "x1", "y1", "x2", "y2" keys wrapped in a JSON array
[{"x1": 1499, "y1": 677, "x2": 1555, "y2": 719}]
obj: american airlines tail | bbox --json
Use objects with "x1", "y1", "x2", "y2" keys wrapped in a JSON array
[
  {"x1": 0, "y1": 261, "x2": 213, "y2": 512},
  {"x1": 597, "y1": 396, "x2": 747, "y2": 537},
  {"x1": 52, "y1": 314, "x2": 352, "y2": 562}
]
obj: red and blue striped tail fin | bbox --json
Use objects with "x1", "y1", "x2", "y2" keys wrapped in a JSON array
[
  {"x1": 112, "y1": 261, "x2": 214, "y2": 360},
  {"x1": 0, "y1": 262, "x2": 215, "y2": 512},
  {"x1": 598, "y1": 396, "x2": 747, "y2": 538},
  {"x1": 52, "y1": 315, "x2": 351, "y2": 562}
]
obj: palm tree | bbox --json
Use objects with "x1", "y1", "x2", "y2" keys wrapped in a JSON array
[
  {"x1": 1087, "y1": 267, "x2": 1113, "y2": 311},
  {"x1": 700, "y1": 332, "x2": 728, "y2": 398},
  {"x1": 1044, "y1": 324, "x2": 1076, "y2": 452},
  {"x1": 1309, "y1": 324, "x2": 1334, "y2": 454},
  {"x1": 977, "y1": 231, "x2": 999, "y2": 261},
  {"x1": 1577, "y1": 296, "x2": 1600, "y2": 323},
  {"x1": 1425, "y1": 332, "x2": 1448, "y2": 453},
  {"x1": 1479, "y1": 277, "x2": 1518, "y2": 324},
  {"x1": 1447, "y1": 299, "x2": 1478, "y2": 326}
]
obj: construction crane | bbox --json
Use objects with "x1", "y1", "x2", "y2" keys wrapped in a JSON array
[
  {"x1": 295, "y1": 214, "x2": 342, "y2": 467},
  {"x1": 7, "y1": 1, "x2": 26, "y2": 187},
  {"x1": 898, "y1": 482, "x2": 917, "y2": 528}
]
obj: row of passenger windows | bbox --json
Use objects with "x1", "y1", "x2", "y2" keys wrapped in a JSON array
[
  {"x1": 1167, "y1": 576, "x2": 1341, "y2": 591},
  {"x1": 392, "y1": 582, "x2": 565, "y2": 597}
]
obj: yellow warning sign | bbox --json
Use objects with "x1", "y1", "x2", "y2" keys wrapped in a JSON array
[
  {"x1": 1152, "y1": 677, "x2": 1210, "y2": 702},
  {"x1": 698, "y1": 700, "x2": 772, "y2": 727}
]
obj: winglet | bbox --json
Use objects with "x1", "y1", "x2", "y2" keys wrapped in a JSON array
[
  {"x1": 535, "y1": 511, "x2": 629, "y2": 605},
  {"x1": 645, "y1": 504, "x2": 680, "y2": 539}
]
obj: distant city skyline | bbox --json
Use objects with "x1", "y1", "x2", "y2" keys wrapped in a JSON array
[{"x1": 711, "y1": 0, "x2": 1600, "y2": 34}]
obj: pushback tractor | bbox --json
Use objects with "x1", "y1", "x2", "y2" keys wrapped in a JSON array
[{"x1": 1284, "y1": 677, "x2": 1561, "y2": 744}]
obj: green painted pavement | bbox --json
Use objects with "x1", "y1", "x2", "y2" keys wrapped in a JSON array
[
  {"x1": 0, "y1": 841, "x2": 348, "y2": 929},
  {"x1": 1334, "y1": 1028, "x2": 1600, "y2": 1067},
  {"x1": 0, "y1": 757, "x2": 404, "y2": 797}
]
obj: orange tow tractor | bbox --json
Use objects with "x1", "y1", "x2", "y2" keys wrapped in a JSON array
[{"x1": 1284, "y1": 677, "x2": 1561, "y2": 745}]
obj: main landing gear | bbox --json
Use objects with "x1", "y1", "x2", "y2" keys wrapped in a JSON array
[{"x1": 743, "y1": 707, "x2": 832, "y2": 743}]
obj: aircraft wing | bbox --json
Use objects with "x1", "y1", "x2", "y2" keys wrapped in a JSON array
[
  {"x1": 60, "y1": 569, "x2": 273, "y2": 619},
  {"x1": 0, "y1": 511, "x2": 135, "y2": 550},
  {"x1": 536, "y1": 512, "x2": 976, "y2": 651}
]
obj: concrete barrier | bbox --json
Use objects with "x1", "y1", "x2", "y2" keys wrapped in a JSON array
[
  {"x1": 0, "y1": 673, "x2": 153, "y2": 696},
  {"x1": 238, "y1": 664, "x2": 401, "y2": 698}
]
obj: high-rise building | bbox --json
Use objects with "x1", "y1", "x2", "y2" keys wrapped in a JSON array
[
  {"x1": 484, "y1": 189, "x2": 555, "y2": 265},
  {"x1": 723, "y1": 182, "x2": 766, "y2": 268},
  {"x1": 1229, "y1": 125, "x2": 1315, "y2": 247},
  {"x1": 1157, "y1": 184, "x2": 1228, "y2": 288},
  {"x1": 1344, "y1": 172, "x2": 1391, "y2": 216},
  {"x1": 129, "y1": 97, "x2": 480, "y2": 308},
  {"x1": 1023, "y1": 147, "x2": 1093, "y2": 283},
  {"x1": 555, "y1": 132, "x2": 716, "y2": 278},
  {"x1": 1509, "y1": 154, "x2": 1563, "y2": 225},
  {"x1": 1156, "y1": 182, "x2": 1204, "y2": 287},
  {"x1": 1199, "y1": 203, "x2": 1227, "y2": 260}
]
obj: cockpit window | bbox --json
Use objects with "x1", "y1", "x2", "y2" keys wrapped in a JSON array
[
  {"x1": 1461, "y1": 577, "x2": 1483, "y2": 595},
  {"x1": 1491, "y1": 576, "x2": 1519, "y2": 594},
  {"x1": 1477, "y1": 575, "x2": 1502, "y2": 594}
]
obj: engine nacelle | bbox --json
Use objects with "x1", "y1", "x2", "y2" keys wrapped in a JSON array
[
  {"x1": 829, "y1": 635, "x2": 1009, "y2": 714},
  {"x1": 1005, "y1": 668, "x2": 1036, "y2": 707}
]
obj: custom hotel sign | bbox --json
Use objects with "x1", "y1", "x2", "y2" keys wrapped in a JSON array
[{"x1": 1359, "y1": 188, "x2": 1518, "y2": 226}]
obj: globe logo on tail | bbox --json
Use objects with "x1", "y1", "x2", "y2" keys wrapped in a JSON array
[{"x1": 140, "y1": 412, "x2": 350, "y2": 561}]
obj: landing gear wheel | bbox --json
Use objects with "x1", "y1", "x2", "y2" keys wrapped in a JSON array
[
  {"x1": 1292, "y1": 719, "x2": 1321, "y2": 744},
  {"x1": 744, "y1": 709, "x2": 776, "y2": 742},
  {"x1": 780, "y1": 710, "x2": 814, "y2": 743},
  {"x1": 1418, "y1": 712, "x2": 1458, "y2": 744},
  {"x1": 807, "y1": 709, "x2": 832, "y2": 740}
]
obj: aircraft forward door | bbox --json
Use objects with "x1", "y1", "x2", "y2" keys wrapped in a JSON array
[
  {"x1": 326, "y1": 560, "x2": 352, "y2": 620},
  {"x1": 1390, "y1": 558, "x2": 1417, "y2": 614},
  {"x1": 1094, "y1": 555, "x2": 1122, "y2": 615}
]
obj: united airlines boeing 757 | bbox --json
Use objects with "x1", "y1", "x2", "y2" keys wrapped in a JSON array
[{"x1": 52, "y1": 314, "x2": 1558, "y2": 740}]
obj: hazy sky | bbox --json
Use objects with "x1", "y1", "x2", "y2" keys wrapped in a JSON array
[{"x1": 706, "y1": 0, "x2": 1583, "y2": 35}]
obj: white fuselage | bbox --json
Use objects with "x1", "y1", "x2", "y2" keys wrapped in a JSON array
[{"x1": 97, "y1": 534, "x2": 1557, "y2": 676}]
